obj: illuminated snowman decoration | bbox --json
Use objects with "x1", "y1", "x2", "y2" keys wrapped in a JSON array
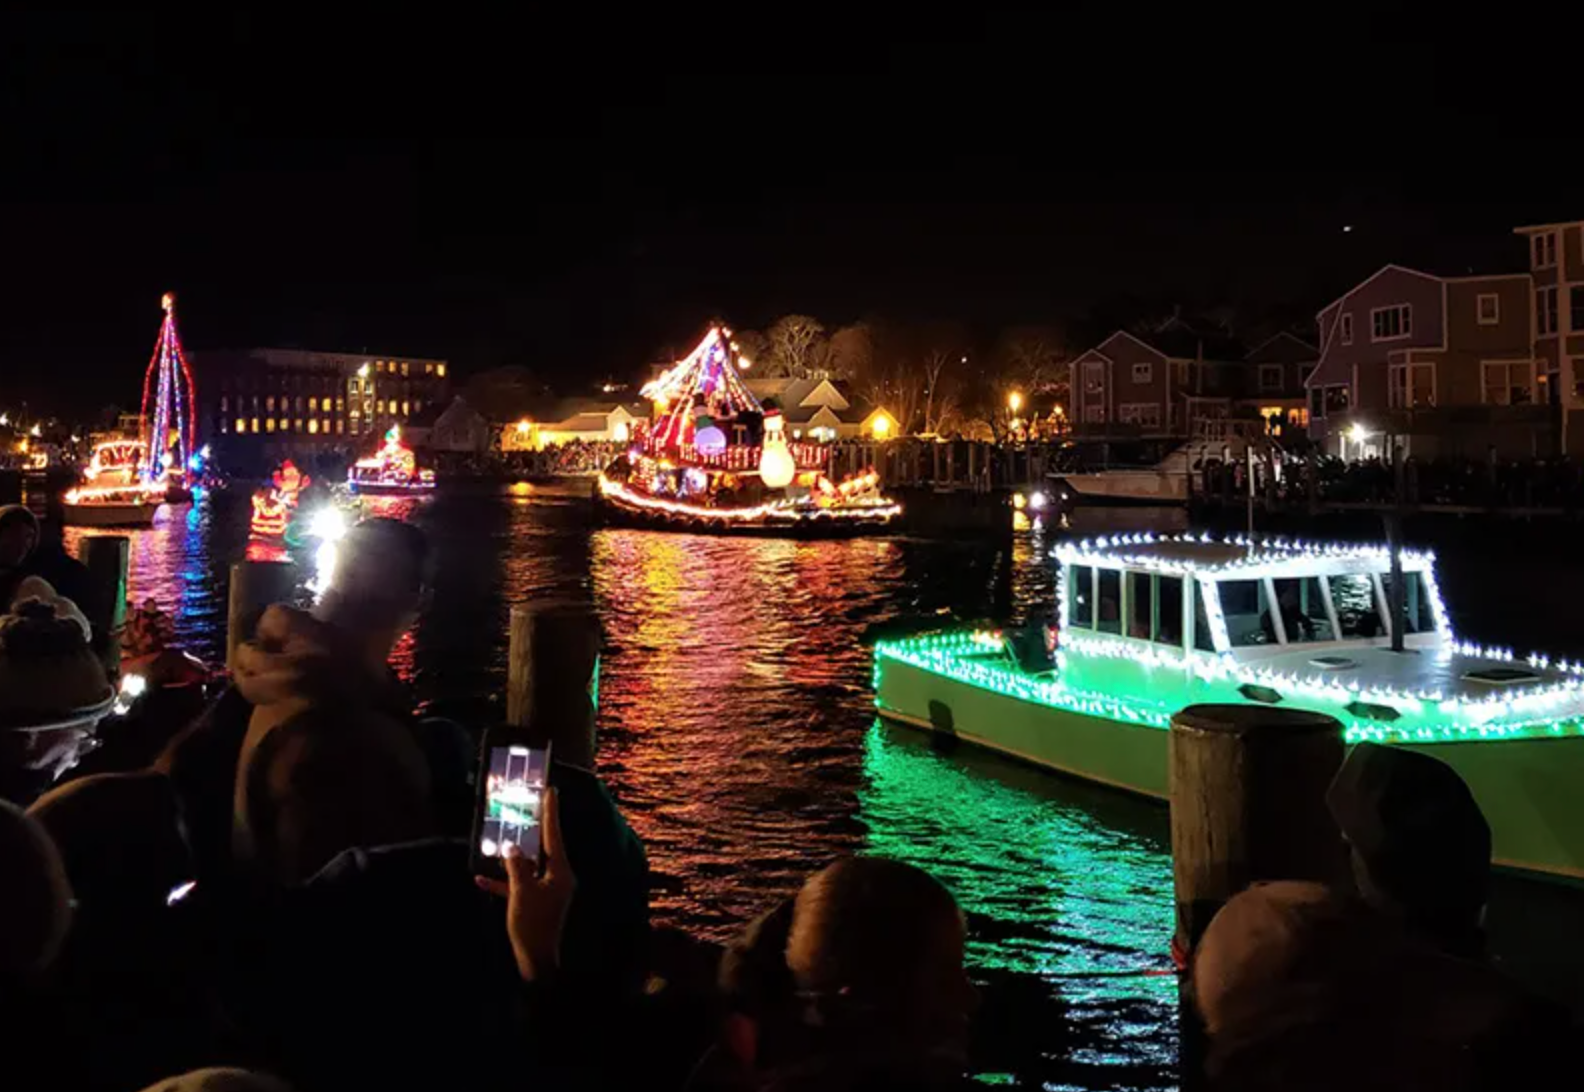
[{"x1": 758, "y1": 408, "x2": 796, "y2": 489}]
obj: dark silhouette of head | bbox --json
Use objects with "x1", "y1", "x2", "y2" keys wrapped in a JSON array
[
  {"x1": 785, "y1": 856, "x2": 974, "y2": 1063},
  {"x1": 1327, "y1": 743, "x2": 1491, "y2": 956},
  {"x1": 0, "y1": 798, "x2": 72, "y2": 982},
  {"x1": 315, "y1": 518, "x2": 430, "y2": 649},
  {"x1": 0, "y1": 505, "x2": 40, "y2": 571}
]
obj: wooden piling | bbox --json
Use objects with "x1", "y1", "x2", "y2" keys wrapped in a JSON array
[
  {"x1": 79, "y1": 535, "x2": 129, "y2": 676},
  {"x1": 506, "y1": 602, "x2": 602, "y2": 766},
  {"x1": 1169, "y1": 704, "x2": 1346, "y2": 1091},
  {"x1": 226, "y1": 560, "x2": 296, "y2": 671}
]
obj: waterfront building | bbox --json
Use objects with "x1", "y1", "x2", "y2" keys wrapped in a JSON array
[
  {"x1": 1067, "y1": 324, "x2": 1252, "y2": 443},
  {"x1": 192, "y1": 348, "x2": 448, "y2": 465}
]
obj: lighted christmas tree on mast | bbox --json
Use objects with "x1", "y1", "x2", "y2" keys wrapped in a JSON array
[
  {"x1": 138, "y1": 291, "x2": 198, "y2": 485},
  {"x1": 640, "y1": 325, "x2": 761, "y2": 451}
]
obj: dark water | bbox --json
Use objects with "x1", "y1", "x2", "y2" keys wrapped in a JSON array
[{"x1": 58, "y1": 485, "x2": 1584, "y2": 1090}]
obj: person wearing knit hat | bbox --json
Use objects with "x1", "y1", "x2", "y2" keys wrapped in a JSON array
[{"x1": 1326, "y1": 742, "x2": 1491, "y2": 957}]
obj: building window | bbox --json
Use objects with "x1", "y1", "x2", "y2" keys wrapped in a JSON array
[
  {"x1": 1083, "y1": 405, "x2": 1106, "y2": 424},
  {"x1": 1258, "y1": 364, "x2": 1283, "y2": 392},
  {"x1": 1118, "y1": 403, "x2": 1162, "y2": 428},
  {"x1": 308, "y1": 397, "x2": 318, "y2": 412},
  {"x1": 308, "y1": 419, "x2": 318, "y2": 435},
  {"x1": 251, "y1": 418, "x2": 260, "y2": 433},
  {"x1": 1131, "y1": 362, "x2": 1153, "y2": 384},
  {"x1": 437, "y1": 364, "x2": 446, "y2": 378},
  {"x1": 235, "y1": 419, "x2": 246, "y2": 434},
  {"x1": 401, "y1": 361, "x2": 409, "y2": 376},
  {"x1": 220, "y1": 396, "x2": 229, "y2": 412},
  {"x1": 1482, "y1": 361, "x2": 1534, "y2": 405},
  {"x1": 266, "y1": 396, "x2": 276, "y2": 411},
  {"x1": 425, "y1": 363, "x2": 434, "y2": 375},
  {"x1": 295, "y1": 396, "x2": 304, "y2": 413},
  {"x1": 220, "y1": 418, "x2": 229, "y2": 434},
  {"x1": 1534, "y1": 232, "x2": 1558, "y2": 269},
  {"x1": 293, "y1": 419, "x2": 302, "y2": 432},
  {"x1": 1477, "y1": 293, "x2": 1500, "y2": 325},
  {"x1": 377, "y1": 399, "x2": 386, "y2": 414},
  {"x1": 1539, "y1": 286, "x2": 1559, "y2": 336},
  {"x1": 1309, "y1": 387, "x2": 1325, "y2": 420},
  {"x1": 336, "y1": 419, "x2": 345, "y2": 434},
  {"x1": 1571, "y1": 287, "x2": 1584, "y2": 333},
  {"x1": 1388, "y1": 362, "x2": 1435, "y2": 409},
  {"x1": 1323, "y1": 385, "x2": 1351, "y2": 415},
  {"x1": 1371, "y1": 304, "x2": 1412, "y2": 341},
  {"x1": 402, "y1": 400, "x2": 411, "y2": 416},
  {"x1": 1082, "y1": 361, "x2": 1104, "y2": 394},
  {"x1": 336, "y1": 397, "x2": 345, "y2": 412},
  {"x1": 1340, "y1": 313, "x2": 1353, "y2": 345}
]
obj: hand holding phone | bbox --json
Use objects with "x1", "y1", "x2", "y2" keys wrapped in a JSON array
[{"x1": 474, "y1": 785, "x2": 576, "y2": 982}]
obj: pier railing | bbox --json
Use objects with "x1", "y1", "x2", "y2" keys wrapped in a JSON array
[{"x1": 830, "y1": 439, "x2": 1059, "y2": 493}]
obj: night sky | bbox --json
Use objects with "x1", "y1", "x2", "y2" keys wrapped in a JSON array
[{"x1": 0, "y1": 8, "x2": 1569, "y2": 416}]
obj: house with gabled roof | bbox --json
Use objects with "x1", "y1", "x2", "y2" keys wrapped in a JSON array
[
  {"x1": 1305, "y1": 262, "x2": 1542, "y2": 458},
  {"x1": 1068, "y1": 326, "x2": 1249, "y2": 443}
]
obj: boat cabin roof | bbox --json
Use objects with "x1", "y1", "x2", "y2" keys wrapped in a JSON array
[{"x1": 1055, "y1": 534, "x2": 1434, "y2": 580}]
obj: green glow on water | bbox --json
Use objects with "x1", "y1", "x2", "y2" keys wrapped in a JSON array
[{"x1": 858, "y1": 722, "x2": 1176, "y2": 1071}]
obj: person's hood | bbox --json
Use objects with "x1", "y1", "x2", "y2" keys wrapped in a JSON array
[{"x1": 137, "y1": 1068, "x2": 295, "y2": 1092}]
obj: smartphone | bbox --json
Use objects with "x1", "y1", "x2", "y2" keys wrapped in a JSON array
[{"x1": 471, "y1": 734, "x2": 552, "y2": 881}]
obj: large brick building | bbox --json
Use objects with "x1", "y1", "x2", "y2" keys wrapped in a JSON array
[{"x1": 192, "y1": 348, "x2": 449, "y2": 466}]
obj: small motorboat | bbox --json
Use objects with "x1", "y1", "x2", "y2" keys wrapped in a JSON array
[
  {"x1": 62, "y1": 485, "x2": 160, "y2": 527},
  {"x1": 347, "y1": 426, "x2": 436, "y2": 497}
]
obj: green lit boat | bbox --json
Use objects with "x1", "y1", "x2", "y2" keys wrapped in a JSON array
[{"x1": 874, "y1": 533, "x2": 1584, "y2": 881}]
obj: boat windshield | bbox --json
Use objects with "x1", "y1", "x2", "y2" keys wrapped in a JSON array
[{"x1": 1381, "y1": 571, "x2": 1438, "y2": 633}]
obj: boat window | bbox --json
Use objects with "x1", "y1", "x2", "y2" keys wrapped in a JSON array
[
  {"x1": 1192, "y1": 581, "x2": 1216, "y2": 652},
  {"x1": 1219, "y1": 579, "x2": 1279, "y2": 646},
  {"x1": 1270, "y1": 577, "x2": 1336, "y2": 643},
  {"x1": 1127, "y1": 572, "x2": 1153, "y2": 639},
  {"x1": 1067, "y1": 565, "x2": 1094, "y2": 630},
  {"x1": 1096, "y1": 569, "x2": 1121, "y2": 634},
  {"x1": 1380, "y1": 572, "x2": 1438, "y2": 634},
  {"x1": 1328, "y1": 574, "x2": 1383, "y2": 638},
  {"x1": 1157, "y1": 576, "x2": 1183, "y2": 646}
]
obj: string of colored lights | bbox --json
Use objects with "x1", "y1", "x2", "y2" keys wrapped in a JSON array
[
  {"x1": 598, "y1": 470, "x2": 899, "y2": 524},
  {"x1": 641, "y1": 327, "x2": 762, "y2": 450},
  {"x1": 138, "y1": 293, "x2": 198, "y2": 484}
]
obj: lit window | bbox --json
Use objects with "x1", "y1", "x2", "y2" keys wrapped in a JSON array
[
  {"x1": 235, "y1": 419, "x2": 246, "y2": 434},
  {"x1": 351, "y1": 409, "x2": 361, "y2": 420},
  {"x1": 425, "y1": 363, "x2": 434, "y2": 374},
  {"x1": 250, "y1": 418, "x2": 260, "y2": 433},
  {"x1": 308, "y1": 397, "x2": 318, "y2": 412},
  {"x1": 322, "y1": 418, "x2": 330, "y2": 434},
  {"x1": 402, "y1": 400, "x2": 410, "y2": 416},
  {"x1": 266, "y1": 396, "x2": 276, "y2": 411},
  {"x1": 308, "y1": 419, "x2": 319, "y2": 434},
  {"x1": 336, "y1": 397, "x2": 345, "y2": 412},
  {"x1": 377, "y1": 399, "x2": 386, "y2": 414},
  {"x1": 336, "y1": 419, "x2": 345, "y2": 434},
  {"x1": 401, "y1": 361, "x2": 409, "y2": 376},
  {"x1": 437, "y1": 364, "x2": 446, "y2": 378}
]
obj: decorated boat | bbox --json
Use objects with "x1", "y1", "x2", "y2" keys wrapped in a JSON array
[
  {"x1": 874, "y1": 532, "x2": 1584, "y2": 880},
  {"x1": 348, "y1": 426, "x2": 436, "y2": 496},
  {"x1": 62, "y1": 439, "x2": 163, "y2": 527},
  {"x1": 595, "y1": 325, "x2": 899, "y2": 536}
]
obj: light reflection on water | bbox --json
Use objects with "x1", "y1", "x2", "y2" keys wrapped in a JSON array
[{"x1": 55, "y1": 485, "x2": 1584, "y2": 1087}]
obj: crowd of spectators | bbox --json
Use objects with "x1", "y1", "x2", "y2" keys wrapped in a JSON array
[
  {"x1": 1200, "y1": 453, "x2": 1584, "y2": 512},
  {"x1": 0, "y1": 510, "x2": 1574, "y2": 1091}
]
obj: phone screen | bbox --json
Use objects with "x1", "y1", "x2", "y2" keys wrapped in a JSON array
[{"x1": 478, "y1": 743, "x2": 551, "y2": 866}]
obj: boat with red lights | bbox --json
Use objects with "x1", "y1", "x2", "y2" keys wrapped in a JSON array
[
  {"x1": 594, "y1": 325, "x2": 899, "y2": 537},
  {"x1": 348, "y1": 426, "x2": 436, "y2": 496},
  {"x1": 874, "y1": 532, "x2": 1584, "y2": 881},
  {"x1": 62, "y1": 438, "x2": 163, "y2": 527}
]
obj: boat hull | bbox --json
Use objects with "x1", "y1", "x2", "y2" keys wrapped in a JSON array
[
  {"x1": 596, "y1": 495, "x2": 896, "y2": 538},
  {"x1": 1059, "y1": 470, "x2": 1188, "y2": 505},
  {"x1": 347, "y1": 482, "x2": 435, "y2": 497},
  {"x1": 62, "y1": 502, "x2": 158, "y2": 527},
  {"x1": 875, "y1": 655, "x2": 1584, "y2": 881}
]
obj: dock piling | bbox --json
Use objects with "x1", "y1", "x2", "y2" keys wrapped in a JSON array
[
  {"x1": 1168, "y1": 704, "x2": 1346, "y2": 1090},
  {"x1": 226, "y1": 560, "x2": 296, "y2": 671},
  {"x1": 506, "y1": 602, "x2": 601, "y2": 765},
  {"x1": 79, "y1": 534, "x2": 129, "y2": 676}
]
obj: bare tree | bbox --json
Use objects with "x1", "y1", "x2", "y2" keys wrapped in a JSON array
[
  {"x1": 766, "y1": 314, "x2": 827, "y2": 378},
  {"x1": 920, "y1": 348, "x2": 957, "y2": 435},
  {"x1": 825, "y1": 323, "x2": 872, "y2": 381}
]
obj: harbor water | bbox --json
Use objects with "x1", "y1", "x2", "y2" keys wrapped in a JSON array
[{"x1": 58, "y1": 483, "x2": 1584, "y2": 1091}]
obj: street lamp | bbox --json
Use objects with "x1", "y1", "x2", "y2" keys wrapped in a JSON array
[{"x1": 1007, "y1": 391, "x2": 1023, "y2": 414}]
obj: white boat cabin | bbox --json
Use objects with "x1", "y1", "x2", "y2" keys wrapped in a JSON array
[{"x1": 1057, "y1": 536, "x2": 1446, "y2": 665}]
